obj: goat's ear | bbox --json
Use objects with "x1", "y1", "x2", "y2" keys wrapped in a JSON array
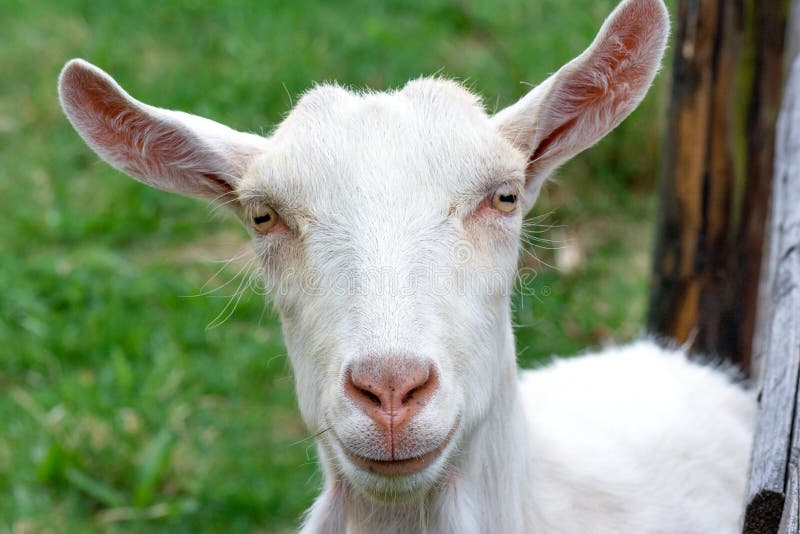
[
  {"x1": 58, "y1": 59, "x2": 268, "y2": 202},
  {"x1": 492, "y1": 0, "x2": 669, "y2": 209}
]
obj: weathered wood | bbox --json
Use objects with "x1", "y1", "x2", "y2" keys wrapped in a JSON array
[
  {"x1": 649, "y1": 0, "x2": 786, "y2": 370},
  {"x1": 788, "y1": 0, "x2": 800, "y2": 63},
  {"x1": 743, "y1": 55, "x2": 800, "y2": 534},
  {"x1": 648, "y1": 0, "x2": 745, "y2": 359},
  {"x1": 739, "y1": 0, "x2": 787, "y2": 375},
  {"x1": 780, "y1": 463, "x2": 800, "y2": 533}
]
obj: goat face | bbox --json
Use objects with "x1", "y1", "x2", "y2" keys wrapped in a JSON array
[
  {"x1": 58, "y1": 0, "x2": 669, "y2": 503},
  {"x1": 236, "y1": 82, "x2": 526, "y2": 497}
]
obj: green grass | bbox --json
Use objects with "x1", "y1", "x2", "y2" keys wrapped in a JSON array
[{"x1": 1, "y1": 0, "x2": 669, "y2": 531}]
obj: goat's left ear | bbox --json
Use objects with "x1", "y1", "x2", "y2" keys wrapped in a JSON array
[{"x1": 492, "y1": 0, "x2": 669, "y2": 210}]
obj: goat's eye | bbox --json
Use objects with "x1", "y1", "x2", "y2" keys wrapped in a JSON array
[
  {"x1": 251, "y1": 206, "x2": 279, "y2": 233},
  {"x1": 491, "y1": 188, "x2": 518, "y2": 213}
]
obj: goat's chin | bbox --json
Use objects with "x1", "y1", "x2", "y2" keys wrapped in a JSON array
[{"x1": 338, "y1": 442, "x2": 456, "y2": 503}]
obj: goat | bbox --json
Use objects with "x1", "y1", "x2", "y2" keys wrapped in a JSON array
[{"x1": 58, "y1": 0, "x2": 754, "y2": 532}]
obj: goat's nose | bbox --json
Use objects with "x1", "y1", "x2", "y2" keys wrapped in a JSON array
[{"x1": 344, "y1": 357, "x2": 438, "y2": 433}]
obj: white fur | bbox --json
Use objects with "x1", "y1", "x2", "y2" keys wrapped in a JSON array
[{"x1": 58, "y1": 0, "x2": 754, "y2": 532}]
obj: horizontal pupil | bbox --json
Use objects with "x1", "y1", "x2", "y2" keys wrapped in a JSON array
[
  {"x1": 499, "y1": 194, "x2": 517, "y2": 203},
  {"x1": 253, "y1": 214, "x2": 272, "y2": 224}
]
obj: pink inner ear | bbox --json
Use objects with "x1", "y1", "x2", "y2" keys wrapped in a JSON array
[
  {"x1": 528, "y1": 0, "x2": 665, "y2": 175},
  {"x1": 529, "y1": 117, "x2": 578, "y2": 166},
  {"x1": 572, "y1": 0, "x2": 664, "y2": 114},
  {"x1": 62, "y1": 66, "x2": 233, "y2": 199}
]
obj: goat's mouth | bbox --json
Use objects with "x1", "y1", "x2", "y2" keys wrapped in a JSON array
[{"x1": 332, "y1": 419, "x2": 460, "y2": 477}]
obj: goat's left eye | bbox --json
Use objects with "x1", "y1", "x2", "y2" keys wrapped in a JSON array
[
  {"x1": 491, "y1": 188, "x2": 518, "y2": 213},
  {"x1": 250, "y1": 205, "x2": 279, "y2": 233}
]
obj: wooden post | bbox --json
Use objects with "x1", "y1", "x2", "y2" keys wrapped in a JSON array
[
  {"x1": 739, "y1": 1, "x2": 789, "y2": 375},
  {"x1": 649, "y1": 0, "x2": 786, "y2": 371},
  {"x1": 743, "y1": 2, "x2": 799, "y2": 528},
  {"x1": 648, "y1": 0, "x2": 744, "y2": 359},
  {"x1": 743, "y1": 51, "x2": 800, "y2": 533}
]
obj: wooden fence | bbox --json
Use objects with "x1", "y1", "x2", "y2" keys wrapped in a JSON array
[
  {"x1": 743, "y1": 51, "x2": 800, "y2": 534},
  {"x1": 649, "y1": 0, "x2": 785, "y2": 374},
  {"x1": 648, "y1": 0, "x2": 800, "y2": 531}
]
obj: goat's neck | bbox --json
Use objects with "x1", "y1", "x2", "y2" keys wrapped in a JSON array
[{"x1": 302, "y1": 320, "x2": 535, "y2": 534}]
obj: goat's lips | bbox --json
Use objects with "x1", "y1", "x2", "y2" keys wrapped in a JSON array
[
  {"x1": 343, "y1": 444, "x2": 445, "y2": 476},
  {"x1": 335, "y1": 420, "x2": 459, "y2": 477}
]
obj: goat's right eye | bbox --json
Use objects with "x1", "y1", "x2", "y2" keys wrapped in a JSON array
[{"x1": 251, "y1": 206, "x2": 279, "y2": 234}]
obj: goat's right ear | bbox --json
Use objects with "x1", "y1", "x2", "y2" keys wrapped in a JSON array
[{"x1": 58, "y1": 59, "x2": 268, "y2": 202}]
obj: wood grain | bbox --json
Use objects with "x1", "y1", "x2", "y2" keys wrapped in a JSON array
[
  {"x1": 779, "y1": 465, "x2": 800, "y2": 533},
  {"x1": 649, "y1": 0, "x2": 786, "y2": 371},
  {"x1": 744, "y1": 54, "x2": 800, "y2": 534}
]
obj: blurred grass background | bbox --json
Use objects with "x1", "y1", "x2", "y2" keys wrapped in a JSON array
[{"x1": 0, "y1": 0, "x2": 671, "y2": 531}]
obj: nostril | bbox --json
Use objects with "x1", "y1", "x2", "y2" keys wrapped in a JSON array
[
  {"x1": 359, "y1": 387, "x2": 381, "y2": 407},
  {"x1": 402, "y1": 366, "x2": 437, "y2": 406},
  {"x1": 345, "y1": 368, "x2": 386, "y2": 410},
  {"x1": 402, "y1": 384, "x2": 423, "y2": 405}
]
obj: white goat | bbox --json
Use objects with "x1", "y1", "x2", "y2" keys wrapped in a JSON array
[{"x1": 58, "y1": 0, "x2": 754, "y2": 532}]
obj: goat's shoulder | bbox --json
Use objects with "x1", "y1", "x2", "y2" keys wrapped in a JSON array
[{"x1": 518, "y1": 341, "x2": 755, "y2": 534}]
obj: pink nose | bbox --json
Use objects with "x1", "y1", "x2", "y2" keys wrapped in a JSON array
[{"x1": 344, "y1": 356, "x2": 438, "y2": 434}]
